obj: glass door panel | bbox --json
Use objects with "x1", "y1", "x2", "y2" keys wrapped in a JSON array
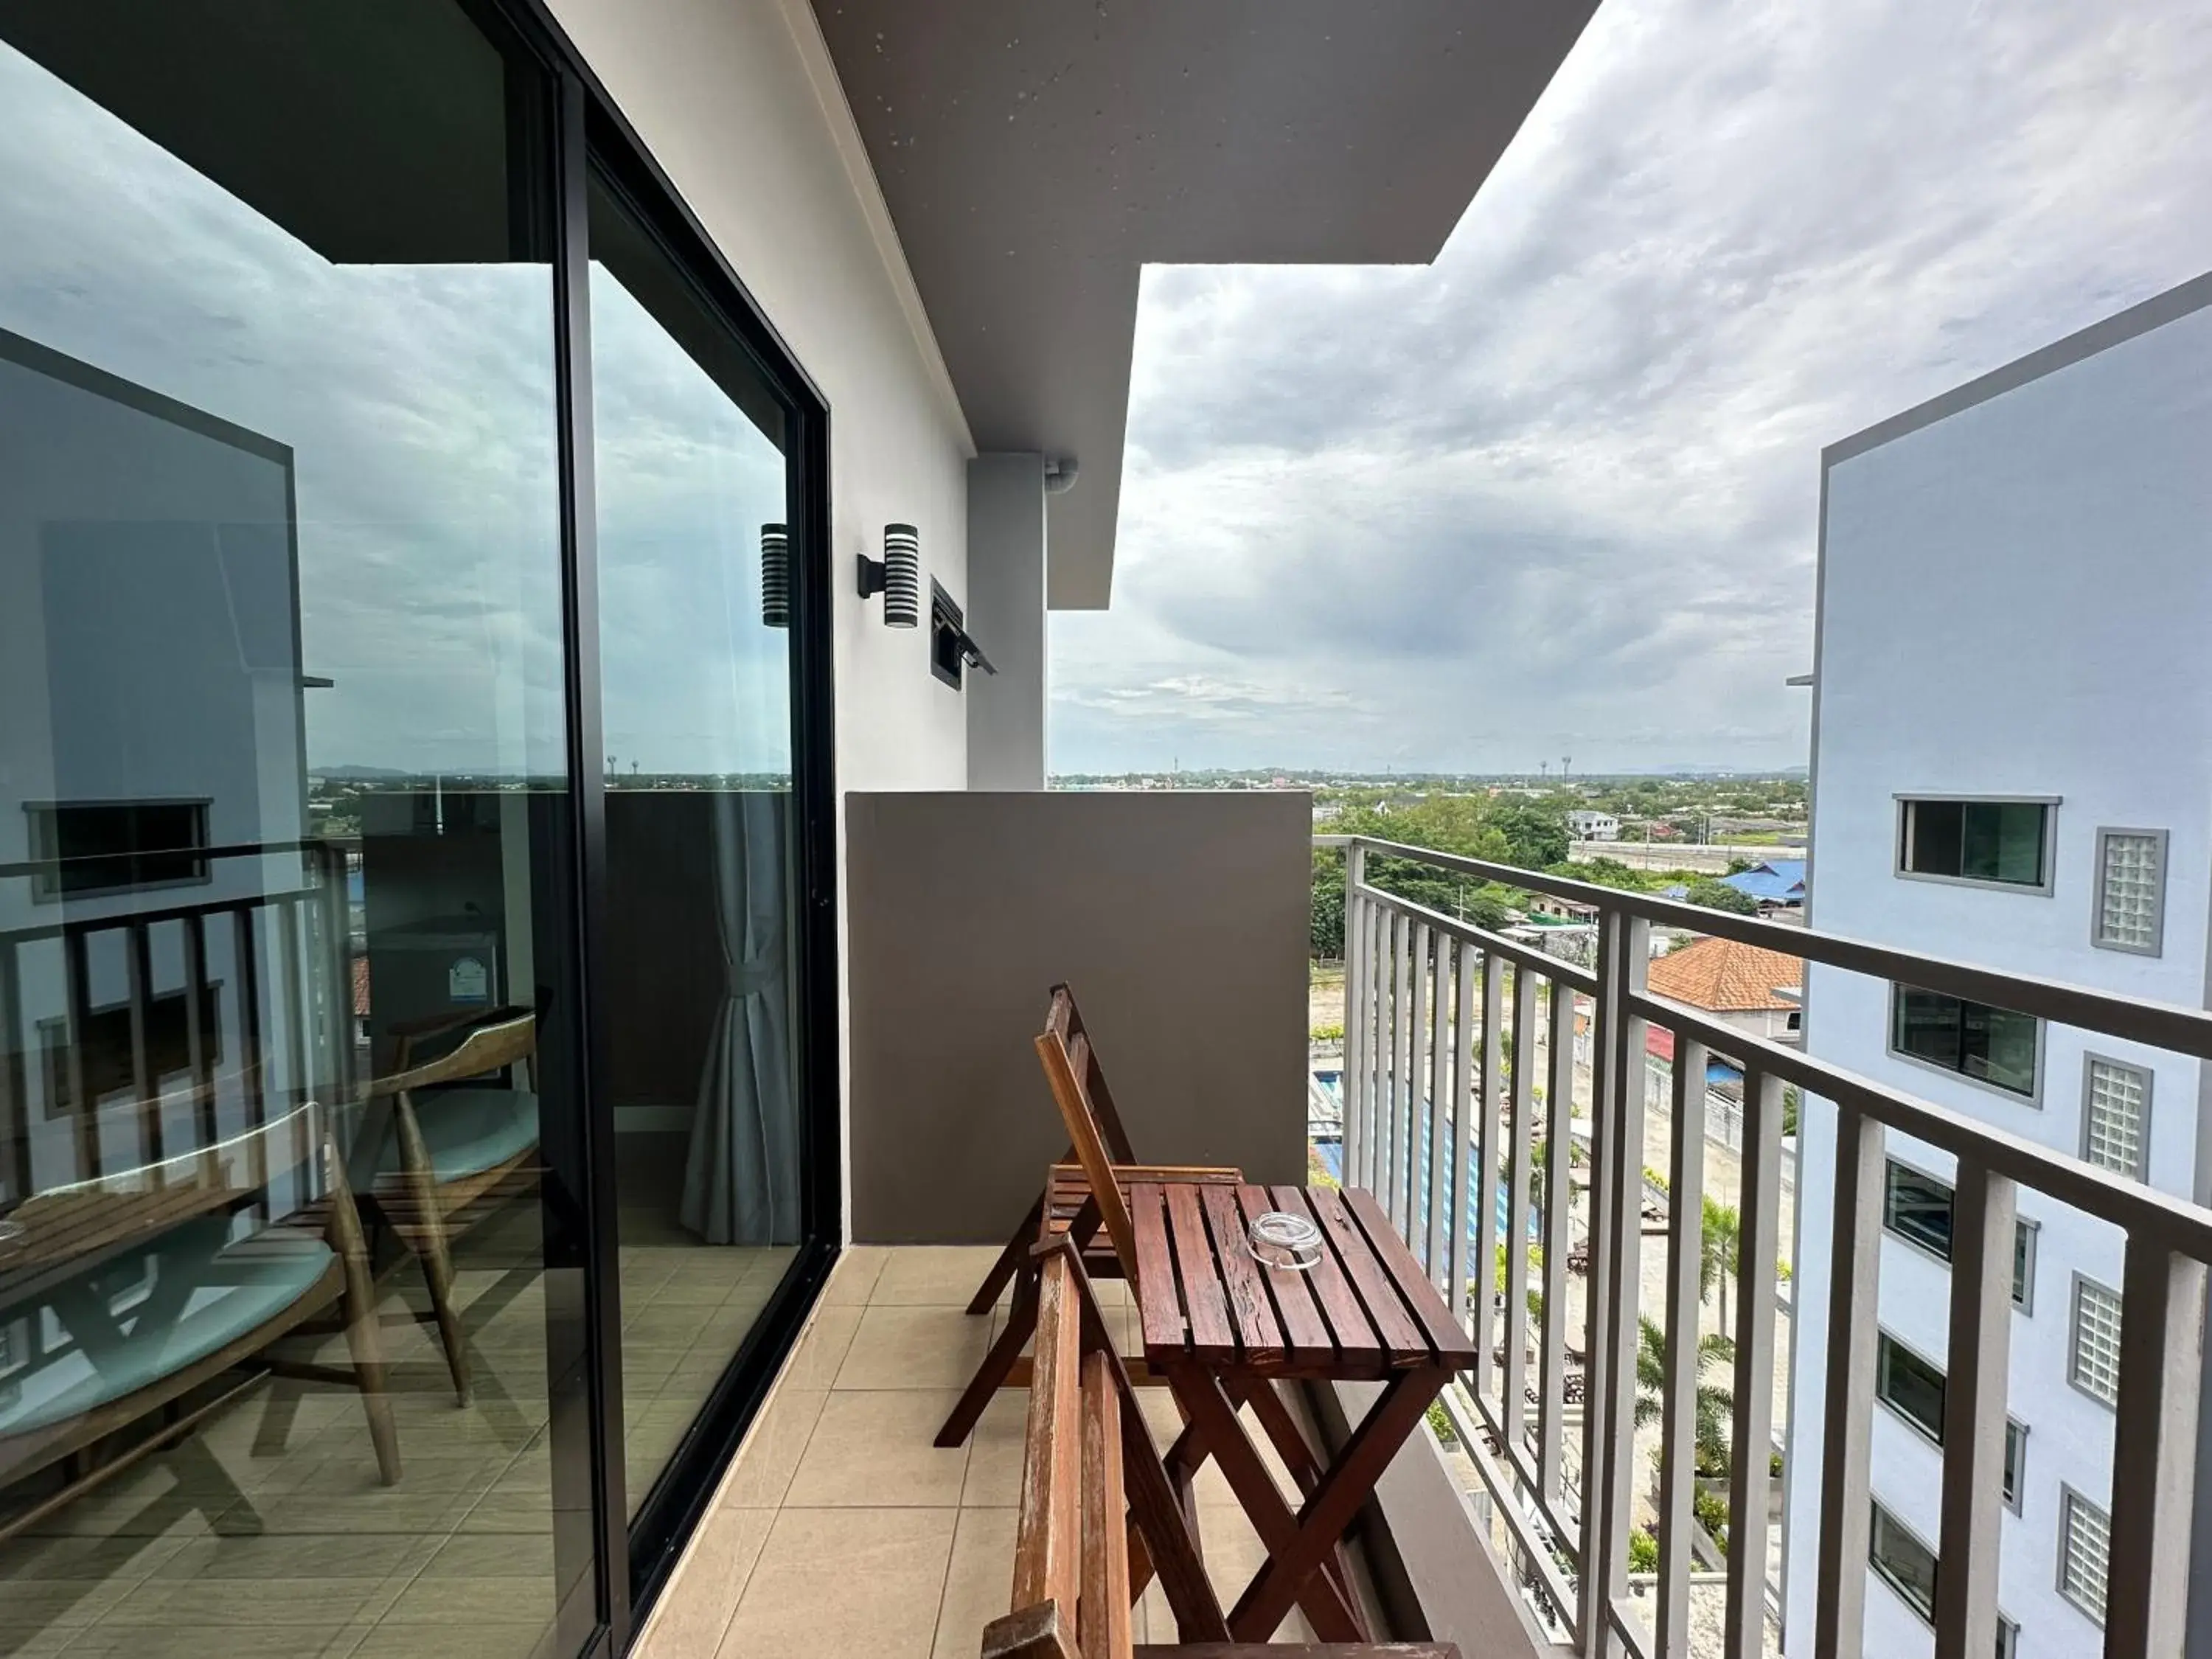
[{"x1": 585, "y1": 173, "x2": 804, "y2": 1514}]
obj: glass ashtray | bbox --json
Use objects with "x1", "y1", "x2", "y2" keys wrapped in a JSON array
[{"x1": 1248, "y1": 1210, "x2": 1324, "y2": 1272}]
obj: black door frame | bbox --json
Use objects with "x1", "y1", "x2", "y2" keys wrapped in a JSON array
[{"x1": 489, "y1": 1, "x2": 846, "y2": 1649}]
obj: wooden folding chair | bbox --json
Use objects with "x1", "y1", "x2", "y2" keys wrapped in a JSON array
[{"x1": 936, "y1": 985, "x2": 1241, "y2": 1448}]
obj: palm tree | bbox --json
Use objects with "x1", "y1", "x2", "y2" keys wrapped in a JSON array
[
  {"x1": 1701, "y1": 1196, "x2": 1741, "y2": 1329},
  {"x1": 1635, "y1": 1315, "x2": 1735, "y2": 1478}
]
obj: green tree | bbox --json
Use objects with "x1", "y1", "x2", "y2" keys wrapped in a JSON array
[
  {"x1": 1685, "y1": 878, "x2": 1759, "y2": 917},
  {"x1": 1485, "y1": 799, "x2": 1571, "y2": 869},
  {"x1": 1634, "y1": 1315, "x2": 1735, "y2": 1478},
  {"x1": 1702, "y1": 1196, "x2": 1740, "y2": 1330},
  {"x1": 1311, "y1": 848, "x2": 1347, "y2": 957}
]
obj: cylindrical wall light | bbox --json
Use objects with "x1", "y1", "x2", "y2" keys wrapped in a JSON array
[
  {"x1": 759, "y1": 523, "x2": 790, "y2": 628},
  {"x1": 857, "y1": 524, "x2": 920, "y2": 627}
]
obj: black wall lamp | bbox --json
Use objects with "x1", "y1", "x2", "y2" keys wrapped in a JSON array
[{"x1": 858, "y1": 523, "x2": 920, "y2": 627}]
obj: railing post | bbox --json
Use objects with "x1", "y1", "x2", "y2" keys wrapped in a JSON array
[
  {"x1": 1582, "y1": 906, "x2": 1649, "y2": 1658},
  {"x1": 1539, "y1": 976, "x2": 1575, "y2": 1517},
  {"x1": 1475, "y1": 949, "x2": 1504, "y2": 1395},
  {"x1": 1812, "y1": 1102, "x2": 1884, "y2": 1659},
  {"x1": 1725, "y1": 1068, "x2": 1785, "y2": 1659},
  {"x1": 1933, "y1": 1160, "x2": 2014, "y2": 1659},
  {"x1": 1406, "y1": 919, "x2": 1431, "y2": 1239},
  {"x1": 1428, "y1": 935, "x2": 1455, "y2": 1288},
  {"x1": 1657, "y1": 1034, "x2": 1708, "y2": 1658},
  {"x1": 1344, "y1": 842, "x2": 1366, "y2": 1189},
  {"x1": 1450, "y1": 939, "x2": 1475, "y2": 1346},
  {"x1": 1387, "y1": 908, "x2": 1410, "y2": 1217},
  {"x1": 1502, "y1": 964, "x2": 1539, "y2": 1457},
  {"x1": 2104, "y1": 1234, "x2": 2206, "y2": 1659}
]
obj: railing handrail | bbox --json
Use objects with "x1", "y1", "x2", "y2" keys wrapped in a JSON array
[{"x1": 1335, "y1": 832, "x2": 2212, "y2": 1062}]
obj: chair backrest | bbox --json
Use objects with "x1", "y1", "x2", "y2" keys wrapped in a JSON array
[
  {"x1": 984, "y1": 1246, "x2": 1133, "y2": 1659},
  {"x1": 1034, "y1": 994, "x2": 1141, "y2": 1285},
  {"x1": 1046, "y1": 985, "x2": 1138, "y2": 1164},
  {"x1": 366, "y1": 1009, "x2": 537, "y2": 1099}
]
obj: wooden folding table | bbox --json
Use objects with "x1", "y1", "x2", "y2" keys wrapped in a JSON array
[{"x1": 1128, "y1": 1178, "x2": 1477, "y2": 1644}]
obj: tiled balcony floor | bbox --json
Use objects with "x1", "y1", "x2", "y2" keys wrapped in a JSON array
[{"x1": 639, "y1": 1245, "x2": 1334, "y2": 1659}]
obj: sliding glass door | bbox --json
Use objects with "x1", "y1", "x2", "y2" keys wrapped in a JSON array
[{"x1": 585, "y1": 170, "x2": 807, "y2": 1520}]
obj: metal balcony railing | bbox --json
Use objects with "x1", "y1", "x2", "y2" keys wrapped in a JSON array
[{"x1": 1316, "y1": 834, "x2": 2212, "y2": 1659}]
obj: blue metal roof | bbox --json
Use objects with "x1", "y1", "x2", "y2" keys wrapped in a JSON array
[{"x1": 1720, "y1": 859, "x2": 1806, "y2": 902}]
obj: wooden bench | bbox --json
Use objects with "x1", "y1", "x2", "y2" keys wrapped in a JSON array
[{"x1": 981, "y1": 1241, "x2": 1461, "y2": 1659}]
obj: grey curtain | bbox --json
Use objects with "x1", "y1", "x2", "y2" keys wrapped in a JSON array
[{"x1": 679, "y1": 790, "x2": 799, "y2": 1245}]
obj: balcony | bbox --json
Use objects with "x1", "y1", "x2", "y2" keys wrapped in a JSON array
[{"x1": 636, "y1": 818, "x2": 2212, "y2": 1659}]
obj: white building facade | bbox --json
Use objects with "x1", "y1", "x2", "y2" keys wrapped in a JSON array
[
  {"x1": 1569, "y1": 809, "x2": 1621, "y2": 841},
  {"x1": 1785, "y1": 272, "x2": 2212, "y2": 1657}
]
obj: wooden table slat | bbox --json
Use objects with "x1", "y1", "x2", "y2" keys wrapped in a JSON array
[
  {"x1": 1341, "y1": 1186, "x2": 1478, "y2": 1367},
  {"x1": 1233, "y1": 1185, "x2": 1332, "y2": 1356},
  {"x1": 1268, "y1": 1186, "x2": 1382, "y2": 1366},
  {"x1": 1166, "y1": 1181, "x2": 1237, "y2": 1360},
  {"x1": 1130, "y1": 1183, "x2": 1187, "y2": 1354},
  {"x1": 1201, "y1": 1183, "x2": 1284, "y2": 1368},
  {"x1": 1303, "y1": 1186, "x2": 1428, "y2": 1363}
]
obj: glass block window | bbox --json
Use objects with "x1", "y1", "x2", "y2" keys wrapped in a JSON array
[
  {"x1": 2070, "y1": 1277, "x2": 2123, "y2": 1406},
  {"x1": 2094, "y1": 830, "x2": 2166, "y2": 955},
  {"x1": 2059, "y1": 1489, "x2": 2111, "y2": 1624},
  {"x1": 2082, "y1": 1057, "x2": 2149, "y2": 1178}
]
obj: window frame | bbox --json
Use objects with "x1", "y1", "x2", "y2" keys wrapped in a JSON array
[
  {"x1": 1868, "y1": 1498, "x2": 1941, "y2": 1626},
  {"x1": 2067, "y1": 1273, "x2": 2123, "y2": 1410},
  {"x1": 1871, "y1": 1329, "x2": 2027, "y2": 1509},
  {"x1": 2079, "y1": 1051, "x2": 2153, "y2": 1181},
  {"x1": 1893, "y1": 793, "x2": 2059, "y2": 894},
  {"x1": 2090, "y1": 825, "x2": 2168, "y2": 957},
  {"x1": 1888, "y1": 984, "x2": 2044, "y2": 1102},
  {"x1": 2056, "y1": 1485, "x2": 2112, "y2": 1627},
  {"x1": 1881, "y1": 1160, "x2": 2037, "y2": 1310}
]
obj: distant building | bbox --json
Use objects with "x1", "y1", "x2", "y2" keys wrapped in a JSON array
[
  {"x1": 1719, "y1": 858, "x2": 1807, "y2": 912},
  {"x1": 1787, "y1": 271, "x2": 2212, "y2": 1658},
  {"x1": 1645, "y1": 935, "x2": 1803, "y2": 1045},
  {"x1": 1568, "y1": 810, "x2": 1620, "y2": 841}
]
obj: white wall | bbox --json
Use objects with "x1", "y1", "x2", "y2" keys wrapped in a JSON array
[
  {"x1": 544, "y1": 0, "x2": 978, "y2": 1231},
  {"x1": 1785, "y1": 290, "x2": 2212, "y2": 1656}
]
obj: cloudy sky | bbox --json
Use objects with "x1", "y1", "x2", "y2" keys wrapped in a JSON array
[{"x1": 1050, "y1": 0, "x2": 2212, "y2": 776}]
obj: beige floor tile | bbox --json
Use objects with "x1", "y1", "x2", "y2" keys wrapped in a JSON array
[
  {"x1": 956, "y1": 1392, "x2": 1029, "y2": 1509},
  {"x1": 821, "y1": 1247, "x2": 889, "y2": 1307},
  {"x1": 375, "y1": 1573, "x2": 556, "y2": 1625},
  {"x1": 717, "y1": 1507, "x2": 955, "y2": 1659},
  {"x1": 720, "y1": 1389, "x2": 827, "y2": 1509},
  {"x1": 778, "y1": 1303, "x2": 863, "y2": 1391},
  {"x1": 149, "y1": 1531, "x2": 433, "y2": 1582},
  {"x1": 639, "y1": 1507, "x2": 773, "y2": 1659},
  {"x1": 834, "y1": 1305, "x2": 988, "y2": 1391},
  {"x1": 928, "y1": 1508, "x2": 1017, "y2": 1659},
  {"x1": 344, "y1": 1621, "x2": 553, "y2": 1659},
  {"x1": 100, "y1": 1575, "x2": 394, "y2": 1627},
  {"x1": 868, "y1": 1246, "x2": 1004, "y2": 1307},
  {"x1": 783, "y1": 1391, "x2": 971, "y2": 1508}
]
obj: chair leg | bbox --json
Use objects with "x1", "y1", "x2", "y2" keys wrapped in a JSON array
[
  {"x1": 325, "y1": 1147, "x2": 403, "y2": 1484},
  {"x1": 936, "y1": 1266, "x2": 1040, "y2": 1447},
  {"x1": 390, "y1": 1096, "x2": 471, "y2": 1405},
  {"x1": 967, "y1": 1194, "x2": 1045, "y2": 1315}
]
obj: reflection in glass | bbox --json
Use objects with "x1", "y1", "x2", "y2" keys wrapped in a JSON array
[
  {"x1": 0, "y1": 7, "x2": 587, "y2": 1658},
  {"x1": 588, "y1": 174, "x2": 802, "y2": 1513}
]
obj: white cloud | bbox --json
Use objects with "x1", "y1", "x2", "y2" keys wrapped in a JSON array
[{"x1": 1054, "y1": 0, "x2": 2212, "y2": 773}]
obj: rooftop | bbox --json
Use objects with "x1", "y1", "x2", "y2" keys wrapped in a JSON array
[{"x1": 1646, "y1": 934, "x2": 1805, "y2": 1014}]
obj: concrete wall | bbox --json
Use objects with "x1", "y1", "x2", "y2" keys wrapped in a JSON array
[
  {"x1": 1787, "y1": 279, "x2": 2212, "y2": 1658},
  {"x1": 844, "y1": 790, "x2": 1312, "y2": 1243},
  {"x1": 964, "y1": 453, "x2": 1048, "y2": 790}
]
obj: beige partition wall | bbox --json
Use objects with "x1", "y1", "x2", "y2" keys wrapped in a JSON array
[{"x1": 844, "y1": 789, "x2": 1313, "y2": 1242}]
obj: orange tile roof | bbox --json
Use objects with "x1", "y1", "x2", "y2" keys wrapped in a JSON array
[{"x1": 1646, "y1": 934, "x2": 1802, "y2": 1013}]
